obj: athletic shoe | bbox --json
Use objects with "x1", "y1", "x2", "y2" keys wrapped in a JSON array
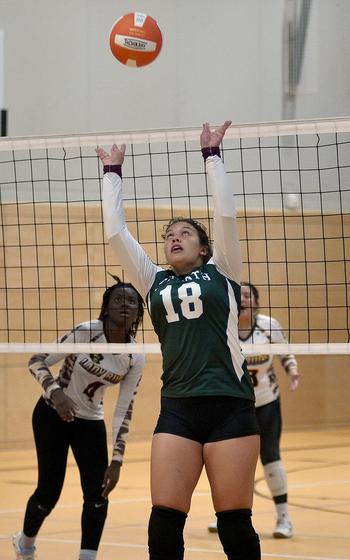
[
  {"x1": 273, "y1": 515, "x2": 293, "y2": 538},
  {"x1": 207, "y1": 519, "x2": 218, "y2": 533},
  {"x1": 12, "y1": 532, "x2": 36, "y2": 560}
]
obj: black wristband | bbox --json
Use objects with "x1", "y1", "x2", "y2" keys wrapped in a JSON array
[
  {"x1": 201, "y1": 146, "x2": 221, "y2": 160},
  {"x1": 103, "y1": 164, "x2": 122, "y2": 178}
]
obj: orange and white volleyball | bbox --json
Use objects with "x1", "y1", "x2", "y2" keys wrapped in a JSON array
[{"x1": 109, "y1": 12, "x2": 162, "y2": 67}]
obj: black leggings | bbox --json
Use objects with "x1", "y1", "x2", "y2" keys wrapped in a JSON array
[
  {"x1": 23, "y1": 397, "x2": 109, "y2": 551},
  {"x1": 255, "y1": 398, "x2": 282, "y2": 466}
]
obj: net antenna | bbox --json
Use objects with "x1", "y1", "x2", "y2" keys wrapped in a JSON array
[
  {"x1": 0, "y1": 29, "x2": 6, "y2": 137},
  {"x1": 1, "y1": 116, "x2": 350, "y2": 355}
]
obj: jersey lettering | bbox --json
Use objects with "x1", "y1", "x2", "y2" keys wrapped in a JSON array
[
  {"x1": 159, "y1": 285, "x2": 179, "y2": 323},
  {"x1": 179, "y1": 282, "x2": 203, "y2": 319},
  {"x1": 160, "y1": 282, "x2": 203, "y2": 323},
  {"x1": 248, "y1": 368, "x2": 259, "y2": 387},
  {"x1": 90, "y1": 353, "x2": 104, "y2": 364},
  {"x1": 83, "y1": 381, "x2": 104, "y2": 401}
]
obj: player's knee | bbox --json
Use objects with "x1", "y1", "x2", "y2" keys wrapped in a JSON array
[
  {"x1": 263, "y1": 460, "x2": 288, "y2": 498},
  {"x1": 31, "y1": 492, "x2": 55, "y2": 514},
  {"x1": 260, "y1": 442, "x2": 280, "y2": 465},
  {"x1": 23, "y1": 493, "x2": 55, "y2": 537},
  {"x1": 25, "y1": 493, "x2": 54, "y2": 531},
  {"x1": 83, "y1": 498, "x2": 108, "y2": 523},
  {"x1": 216, "y1": 508, "x2": 260, "y2": 560},
  {"x1": 148, "y1": 505, "x2": 187, "y2": 560}
]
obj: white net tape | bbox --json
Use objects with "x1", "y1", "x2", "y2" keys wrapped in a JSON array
[{"x1": 0, "y1": 343, "x2": 349, "y2": 355}]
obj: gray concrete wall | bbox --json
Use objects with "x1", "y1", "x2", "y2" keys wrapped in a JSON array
[{"x1": 0, "y1": 0, "x2": 349, "y2": 136}]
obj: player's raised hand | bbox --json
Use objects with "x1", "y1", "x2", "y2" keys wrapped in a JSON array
[
  {"x1": 200, "y1": 120, "x2": 232, "y2": 148},
  {"x1": 96, "y1": 144, "x2": 126, "y2": 166}
]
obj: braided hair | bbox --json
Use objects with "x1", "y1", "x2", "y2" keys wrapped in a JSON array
[{"x1": 98, "y1": 274, "x2": 144, "y2": 340}]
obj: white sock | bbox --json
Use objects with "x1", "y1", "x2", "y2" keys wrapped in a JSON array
[
  {"x1": 79, "y1": 549, "x2": 98, "y2": 560},
  {"x1": 276, "y1": 502, "x2": 289, "y2": 519},
  {"x1": 19, "y1": 532, "x2": 36, "y2": 550}
]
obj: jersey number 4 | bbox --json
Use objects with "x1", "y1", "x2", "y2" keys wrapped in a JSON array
[{"x1": 160, "y1": 282, "x2": 203, "y2": 323}]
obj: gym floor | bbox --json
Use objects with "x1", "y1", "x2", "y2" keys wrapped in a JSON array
[{"x1": 1, "y1": 425, "x2": 349, "y2": 560}]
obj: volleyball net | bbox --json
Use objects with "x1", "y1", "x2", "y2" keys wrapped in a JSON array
[{"x1": 0, "y1": 117, "x2": 349, "y2": 355}]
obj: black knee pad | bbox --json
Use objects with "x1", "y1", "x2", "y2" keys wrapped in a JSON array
[
  {"x1": 148, "y1": 505, "x2": 187, "y2": 560},
  {"x1": 216, "y1": 509, "x2": 260, "y2": 560}
]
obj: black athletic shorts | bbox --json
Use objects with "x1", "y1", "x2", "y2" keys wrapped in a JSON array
[{"x1": 154, "y1": 395, "x2": 260, "y2": 444}]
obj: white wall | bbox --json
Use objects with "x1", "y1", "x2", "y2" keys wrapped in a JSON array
[{"x1": 0, "y1": 0, "x2": 349, "y2": 137}]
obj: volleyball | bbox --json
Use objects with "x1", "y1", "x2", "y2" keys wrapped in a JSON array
[
  {"x1": 284, "y1": 193, "x2": 301, "y2": 211},
  {"x1": 109, "y1": 12, "x2": 162, "y2": 68}
]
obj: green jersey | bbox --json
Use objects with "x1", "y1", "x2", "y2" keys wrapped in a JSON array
[{"x1": 148, "y1": 264, "x2": 254, "y2": 399}]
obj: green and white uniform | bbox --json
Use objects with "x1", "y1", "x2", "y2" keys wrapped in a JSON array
[{"x1": 103, "y1": 155, "x2": 254, "y2": 402}]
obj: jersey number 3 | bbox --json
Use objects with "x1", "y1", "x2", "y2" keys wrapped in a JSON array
[{"x1": 160, "y1": 282, "x2": 203, "y2": 323}]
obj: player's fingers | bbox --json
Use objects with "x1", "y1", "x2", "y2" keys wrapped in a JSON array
[
  {"x1": 101, "y1": 479, "x2": 113, "y2": 498},
  {"x1": 105, "y1": 479, "x2": 117, "y2": 497},
  {"x1": 59, "y1": 411, "x2": 74, "y2": 422},
  {"x1": 96, "y1": 146, "x2": 106, "y2": 156},
  {"x1": 58, "y1": 402, "x2": 76, "y2": 420},
  {"x1": 102, "y1": 485, "x2": 111, "y2": 498},
  {"x1": 217, "y1": 120, "x2": 232, "y2": 135},
  {"x1": 101, "y1": 472, "x2": 109, "y2": 489},
  {"x1": 290, "y1": 377, "x2": 299, "y2": 391}
]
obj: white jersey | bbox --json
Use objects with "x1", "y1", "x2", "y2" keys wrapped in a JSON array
[
  {"x1": 241, "y1": 314, "x2": 298, "y2": 408},
  {"x1": 29, "y1": 319, "x2": 145, "y2": 463}
]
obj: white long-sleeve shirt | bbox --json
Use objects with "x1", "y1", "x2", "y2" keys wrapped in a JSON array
[
  {"x1": 242, "y1": 314, "x2": 299, "y2": 407},
  {"x1": 29, "y1": 320, "x2": 145, "y2": 462}
]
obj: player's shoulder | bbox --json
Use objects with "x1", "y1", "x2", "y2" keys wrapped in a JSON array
[
  {"x1": 256, "y1": 314, "x2": 281, "y2": 330},
  {"x1": 133, "y1": 353, "x2": 146, "y2": 367},
  {"x1": 150, "y1": 267, "x2": 174, "y2": 291},
  {"x1": 72, "y1": 319, "x2": 104, "y2": 339},
  {"x1": 75, "y1": 319, "x2": 103, "y2": 331},
  {"x1": 153, "y1": 267, "x2": 171, "y2": 280},
  {"x1": 206, "y1": 259, "x2": 240, "y2": 285}
]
